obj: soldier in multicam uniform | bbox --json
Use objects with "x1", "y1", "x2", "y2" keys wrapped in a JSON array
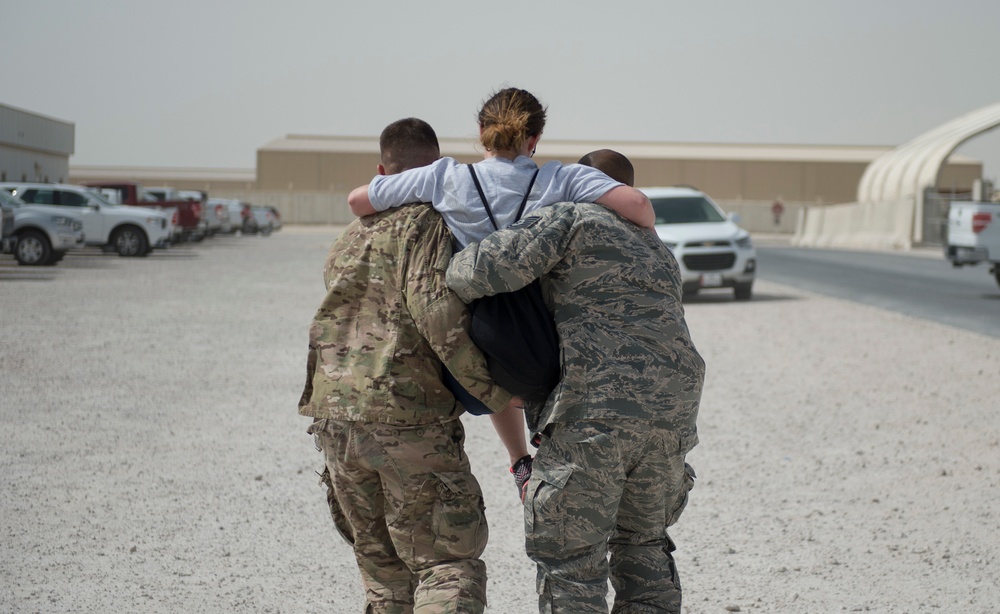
[
  {"x1": 447, "y1": 198, "x2": 705, "y2": 614},
  {"x1": 299, "y1": 117, "x2": 520, "y2": 614}
]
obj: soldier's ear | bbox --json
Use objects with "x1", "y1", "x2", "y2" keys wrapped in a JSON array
[{"x1": 377, "y1": 164, "x2": 387, "y2": 176}]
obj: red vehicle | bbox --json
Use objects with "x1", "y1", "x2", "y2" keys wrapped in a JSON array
[{"x1": 83, "y1": 181, "x2": 206, "y2": 242}]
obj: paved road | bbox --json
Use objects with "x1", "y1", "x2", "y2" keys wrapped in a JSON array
[
  {"x1": 755, "y1": 244, "x2": 1000, "y2": 338},
  {"x1": 3, "y1": 228, "x2": 999, "y2": 612}
]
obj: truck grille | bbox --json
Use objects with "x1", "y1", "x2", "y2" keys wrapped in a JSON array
[{"x1": 683, "y1": 253, "x2": 736, "y2": 271}]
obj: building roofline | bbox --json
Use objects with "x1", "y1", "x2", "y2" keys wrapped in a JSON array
[
  {"x1": 69, "y1": 165, "x2": 256, "y2": 182},
  {"x1": 0, "y1": 102, "x2": 75, "y2": 127},
  {"x1": 258, "y1": 134, "x2": 980, "y2": 165}
]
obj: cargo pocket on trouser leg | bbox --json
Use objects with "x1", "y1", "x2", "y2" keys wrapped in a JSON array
[
  {"x1": 524, "y1": 463, "x2": 573, "y2": 560},
  {"x1": 665, "y1": 462, "x2": 696, "y2": 528},
  {"x1": 429, "y1": 471, "x2": 488, "y2": 560},
  {"x1": 407, "y1": 471, "x2": 488, "y2": 612}
]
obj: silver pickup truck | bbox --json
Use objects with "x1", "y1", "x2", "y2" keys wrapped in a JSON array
[
  {"x1": 0, "y1": 189, "x2": 86, "y2": 265},
  {"x1": 946, "y1": 200, "x2": 1000, "y2": 288}
]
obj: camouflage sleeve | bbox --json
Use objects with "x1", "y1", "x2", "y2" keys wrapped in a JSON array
[
  {"x1": 403, "y1": 213, "x2": 514, "y2": 413},
  {"x1": 297, "y1": 344, "x2": 317, "y2": 411},
  {"x1": 446, "y1": 203, "x2": 577, "y2": 303},
  {"x1": 417, "y1": 293, "x2": 514, "y2": 413}
]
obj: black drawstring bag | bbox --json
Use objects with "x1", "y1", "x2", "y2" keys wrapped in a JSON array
[{"x1": 466, "y1": 165, "x2": 560, "y2": 405}]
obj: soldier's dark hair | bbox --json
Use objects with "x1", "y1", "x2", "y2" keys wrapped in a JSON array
[
  {"x1": 379, "y1": 118, "x2": 441, "y2": 174},
  {"x1": 477, "y1": 87, "x2": 547, "y2": 154},
  {"x1": 578, "y1": 149, "x2": 635, "y2": 187}
]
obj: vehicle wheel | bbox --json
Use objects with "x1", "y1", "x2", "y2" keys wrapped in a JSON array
[
  {"x1": 44, "y1": 250, "x2": 67, "y2": 266},
  {"x1": 14, "y1": 230, "x2": 52, "y2": 266},
  {"x1": 734, "y1": 283, "x2": 753, "y2": 301},
  {"x1": 113, "y1": 225, "x2": 149, "y2": 257}
]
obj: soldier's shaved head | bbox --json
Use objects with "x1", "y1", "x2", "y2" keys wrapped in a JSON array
[
  {"x1": 578, "y1": 149, "x2": 634, "y2": 187},
  {"x1": 379, "y1": 118, "x2": 441, "y2": 175}
]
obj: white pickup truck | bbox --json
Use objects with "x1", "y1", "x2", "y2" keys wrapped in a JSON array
[{"x1": 946, "y1": 200, "x2": 1000, "y2": 288}]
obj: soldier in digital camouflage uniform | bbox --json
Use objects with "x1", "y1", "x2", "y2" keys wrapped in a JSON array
[
  {"x1": 299, "y1": 118, "x2": 518, "y2": 614},
  {"x1": 447, "y1": 201, "x2": 705, "y2": 614}
]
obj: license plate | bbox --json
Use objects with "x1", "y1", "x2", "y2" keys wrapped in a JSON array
[{"x1": 700, "y1": 273, "x2": 723, "y2": 287}]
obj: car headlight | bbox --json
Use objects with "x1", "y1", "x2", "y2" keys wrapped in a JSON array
[
  {"x1": 51, "y1": 215, "x2": 73, "y2": 227},
  {"x1": 736, "y1": 235, "x2": 753, "y2": 249}
]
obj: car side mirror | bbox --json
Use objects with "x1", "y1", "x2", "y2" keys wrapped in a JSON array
[{"x1": 727, "y1": 212, "x2": 742, "y2": 224}]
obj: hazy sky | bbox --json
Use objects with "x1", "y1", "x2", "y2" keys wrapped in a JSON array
[{"x1": 5, "y1": 0, "x2": 1000, "y2": 181}]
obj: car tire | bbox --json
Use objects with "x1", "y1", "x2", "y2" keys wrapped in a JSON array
[
  {"x1": 44, "y1": 250, "x2": 67, "y2": 266},
  {"x1": 734, "y1": 283, "x2": 753, "y2": 301},
  {"x1": 113, "y1": 225, "x2": 149, "y2": 257},
  {"x1": 14, "y1": 230, "x2": 52, "y2": 266}
]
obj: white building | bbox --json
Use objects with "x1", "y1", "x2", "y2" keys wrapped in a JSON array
[{"x1": 0, "y1": 103, "x2": 74, "y2": 184}]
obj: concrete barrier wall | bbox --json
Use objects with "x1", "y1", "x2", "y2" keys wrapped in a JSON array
[
  {"x1": 793, "y1": 198, "x2": 916, "y2": 250},
  {"x1": 208, "y1": 190, "x2": 810, "y2": 234},
  {"x1": 716, "y1": 199, "x2": 805, "y2": 234},
  {"x1": 211, "y1": 190, "x2": 354, "y2": 225}
]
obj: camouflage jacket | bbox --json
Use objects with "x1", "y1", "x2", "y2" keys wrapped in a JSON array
[
  {"x1": 299, "y1": 204, "x2": 513, "y2": 425},
  {"x1": 446, "y1": 202, "x2": 704, "y2": 444}
]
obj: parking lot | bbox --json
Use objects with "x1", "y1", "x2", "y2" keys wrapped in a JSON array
[{"x1": 2, "y1": 227, "x2": 998, "y2": 613}]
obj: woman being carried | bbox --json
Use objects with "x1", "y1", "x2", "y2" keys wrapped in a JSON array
[{"x1": 347, "y1": 87, "x2": 655, "y2": 482}]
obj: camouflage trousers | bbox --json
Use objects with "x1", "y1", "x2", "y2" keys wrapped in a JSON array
[
  {"x1": 309, "y1": 418, "x2": 489, "y2": 614},
  {"x1": 524, "y1": 419, "x2": 694, "y2": 614}
]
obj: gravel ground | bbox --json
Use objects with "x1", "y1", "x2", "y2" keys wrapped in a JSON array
[{"x1": 1, "y1": 226, "x2": 997, "y2": 613}]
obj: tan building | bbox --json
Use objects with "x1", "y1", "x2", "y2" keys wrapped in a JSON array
[
  {"x1": 257, "y1": 134, "x2": 981, "y2": 206},
  {"x1": 69, "y1": 165, "x2": 256, "y2": 193},
  {"x1": 70, "y1": 134, "x2": 982, "y2": 232},
  {"x1": 253, "y1": 134, "x2": 981, "y2": 231}
]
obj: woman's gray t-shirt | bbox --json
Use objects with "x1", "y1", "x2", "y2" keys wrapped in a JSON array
[{"x1": 367, "y1": 155, "x2": 623, "y2": 247}]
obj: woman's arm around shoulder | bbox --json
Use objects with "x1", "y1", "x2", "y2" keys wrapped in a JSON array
[
  {"x1": 595, "y1": 186, "x2": 655, "y2": 228},
  {"x1": 348, "y1": 184, "x2": 377, "y2": 217}
]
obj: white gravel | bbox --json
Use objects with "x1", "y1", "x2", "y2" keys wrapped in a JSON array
[{"x1": 1, "y1": 226, "x2": 997, "y2": 613}]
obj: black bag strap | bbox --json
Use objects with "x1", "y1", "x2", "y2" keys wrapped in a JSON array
[
  {"x1": 467, "y1": 164, "x2": 498, "y2": 231},
  {"x1": 514, "y1": 168, "x2": 539, "y2": 221},
  {"x1": 467, "y1": 164, "x2": 540, "y2": 231}
]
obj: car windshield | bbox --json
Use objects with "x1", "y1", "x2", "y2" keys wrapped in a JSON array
[
  {"x1": 0, "y1": 189, "x2": 26, "y2": 208},
  {"x1": 84, "y1": 188, "x2": 120, "y2": 207},
  {"x1": 651, "y1": 196, "x2": 726, "y2": 224}
]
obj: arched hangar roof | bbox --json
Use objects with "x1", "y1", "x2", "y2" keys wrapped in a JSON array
[{"x1": 858, "y1": 101, "x2": 1000, "y2": 203}]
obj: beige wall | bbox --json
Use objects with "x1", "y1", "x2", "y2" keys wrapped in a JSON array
[
  {"x1": 937, "y1": 163, "x2": 982, "y2": 194},
  {"x1": 68, "y1": 169, "x2": 255, "y2": 193},
  {"x1": 257, "y1": 151, "x2": 381, "y2": 191}
]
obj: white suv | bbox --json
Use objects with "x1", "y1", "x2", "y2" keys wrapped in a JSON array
[
  {"x1": 1, "y1": 183, "x2": 171, "y2": 257},
  {"x1": 640, "y1": 187, "x2": 757, "y2": 300},
  {"x1": 0, "y1": 189, "x2": 86, "y2": 265}
]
